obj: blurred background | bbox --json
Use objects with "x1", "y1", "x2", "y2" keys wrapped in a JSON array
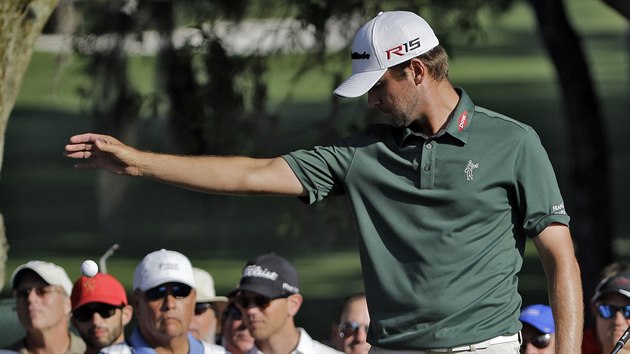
[{"x1": 0, "y1": 0, "x2": 628, "y2": 346}]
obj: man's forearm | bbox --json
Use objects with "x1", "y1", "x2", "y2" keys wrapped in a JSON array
[
  {"x1": 138, "y1": 153, "x2": 305, "y2": 196},
  {"x1": 545, "y1": 250, "x2": 584, "y2": 353},
  {"x1": 534, "y1": 225, "x2": 584, "y2": 353}
]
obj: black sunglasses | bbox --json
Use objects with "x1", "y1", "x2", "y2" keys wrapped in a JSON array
[
  {"x1": 521, "y1": 333, "x2": 551, "y2": 350},
  {"x1": 145, "y1": 283, "x2": 192, "y2": 301},
  {"x1": 73, "y1": 304, "x2": 122, "y2": 322},
  {"x1": 596, "y1": 303, "x2": 630, "y2": 319},
  {"x1": 338, "y1": 321, "x2": 369, "y2": 338},
  {"x1": 194, "y1": 302, "x2": 216, "y2": 316},
  {"x1": 233, "y1": 293, "x2": 290, "y2": 310}
]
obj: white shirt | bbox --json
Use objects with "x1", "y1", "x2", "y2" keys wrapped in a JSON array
[{"x1": 246, "y1": 328, "x2": 342, "y2": 354}]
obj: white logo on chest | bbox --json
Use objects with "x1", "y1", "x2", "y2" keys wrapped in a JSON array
[{"x1": 464, "y1": 160, "x2": 479, "y2": 181}]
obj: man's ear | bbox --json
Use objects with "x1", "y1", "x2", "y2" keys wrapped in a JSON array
[
  {"x1": 63, "y1": 296, "x2": 72, "y2": 315},
  {"x1": 410, "y1": 58, "x2": 426, "y2": 85},
  {"x1": 122, "y1": 304, "x2": 134, "y2": 325},
  {"x1": 287, "y1": 294, "x2": 303, "y2": 317}
]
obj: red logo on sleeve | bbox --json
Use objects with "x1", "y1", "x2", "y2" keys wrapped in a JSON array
[{"x1": 458, "y1": 111, "x2": 468, "y2": 132}]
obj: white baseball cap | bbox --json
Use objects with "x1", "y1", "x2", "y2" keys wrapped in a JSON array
[
  {"x1": 11, "y1": 260, "x2": 73, "y2": 295},
  {"x1": 334, "y1": 11, "x2": 439, "y2": 98},
  {"x1": 133, "y1": 249, "x2": 195, "y2": 291},
  {"x1": 193, "y1": 267, "x2": 228, "y2": 303}
]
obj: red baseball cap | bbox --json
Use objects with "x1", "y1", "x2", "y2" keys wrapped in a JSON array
[{"x1": 71, "y1": 273, "x2": 128, "y2": 310}]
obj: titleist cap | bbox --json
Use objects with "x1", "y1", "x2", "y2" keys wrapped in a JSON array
[
  {"x1": 334, "y1": 11, "x2": 439, "y2": 98},
  {"x1": 229, "y1": 253, "x2": 300, "y2": 298}
]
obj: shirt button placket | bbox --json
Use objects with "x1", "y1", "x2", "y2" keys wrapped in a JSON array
[{"x1": 421, "y1": 142, "x2": 435, "y2": 188}]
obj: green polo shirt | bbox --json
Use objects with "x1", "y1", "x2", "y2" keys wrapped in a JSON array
[{"x1": 282, "y1": 88, "x2": 569, "y2": 349}]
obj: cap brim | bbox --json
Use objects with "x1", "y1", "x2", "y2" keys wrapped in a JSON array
[
  {"x1": 197, "y1": 296, "x2": 228, "y2": 303},
  {"x1": 73, "y1": 295, "x2": 127, "y2": 311},
  {"x1": 12, "y1": 265, "x2": 72, "y2": 295},
  {"x1": 591, "y1": 289, "x2": 630, "y2": 303},
  {"x1": 140, "y1": 277, "x2": 195, "y2": 291},
  {"x1": 333, "y1": 69, "x2": 386, "y2": 98},
  {"x1": 227, "y1": 283, "x2": 281, "y2": 298},
  {"x1": 521, "y1": 318, "x2": 554, "y2": 334}
]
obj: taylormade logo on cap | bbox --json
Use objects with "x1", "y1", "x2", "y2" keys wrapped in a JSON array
[{"x1": 334, "y1": 11, "x2": 439, "y2": 98}]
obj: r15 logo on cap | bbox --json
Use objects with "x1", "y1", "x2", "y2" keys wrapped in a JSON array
[{"x1": 385, "y1": 37, "x2": 421, "y2": 60}]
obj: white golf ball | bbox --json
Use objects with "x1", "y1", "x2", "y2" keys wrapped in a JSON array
[{"x1": 81, "y1": 260, "x2": 98, "y2": 277}]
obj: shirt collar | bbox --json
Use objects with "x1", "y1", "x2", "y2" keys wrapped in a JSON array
[
  {"x1": 443, "y1": 87, "x2": 474, "y2": 144},
  {"x1": 395, "y1": 87, "x2": 475, "y2": 146},
  {"x1": 129, "y1": 328, "x2": 203, "y2": 354}
]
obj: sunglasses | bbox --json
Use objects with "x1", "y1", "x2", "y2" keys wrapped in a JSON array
[
  {"x1": 233, "y1": 294, "x2": 290, "y2": 310},
  {"x1": 73, "y1": 304, "x2": 122, "y2": 322},
  {"x1": 596, "y1": 303, "x2": 630, "y2": 319},
  {"x1": 145, "y1": 283, "x2": 192, "y2": 301},
  {"x1": 521, "y1": 333, "x2": 551, "y2": 349},
  {"x1": 14, "y1": 286, "x2": 62, "y2": 299},
  {"x1": 338, "y1": 321, "x2": 369, "y2": 338},
  {"x1": 194, "y1": 302, "x2": 216, "y2": 316}
]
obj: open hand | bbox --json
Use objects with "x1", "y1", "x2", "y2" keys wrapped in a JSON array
[{"x1": 64, "y1": 133, "x2": 142, "y2": 176}]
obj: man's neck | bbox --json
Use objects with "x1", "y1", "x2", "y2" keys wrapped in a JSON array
[
  {"x1": 147, "y1": 334, "x2": 189, "y2": 354},
  {"x1": 412, "y1": 82, "x2": 460, "y2": 136},
  {"x1": 25, "y1": 326, "x2": 70, "y2": 354},
  {"x1": 256, "y1": 326, "x2": 300, "y2": 354},
  {"x1": 85, "y1": 337, "x2": 126, "y2": 354},
  {"x1": 140, "y1": 329, "x2": 190, "y2": 354}
]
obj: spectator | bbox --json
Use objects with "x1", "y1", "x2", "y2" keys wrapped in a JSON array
[
  {"x1": 331, "y1": 293, "x2": 370, "y2": 354},
  {"x1": 6, "y1": 260, "x2": 86, "y2": 354},
  {"x1": 519, "y1": 304, "x2": 555, "y2": 354},
  {"x1": 219, "y1": 302, "x2": 254, "y2": 354},
  {"x1": 70, "y1": 273, "x2": 133, "y2": 354},
  {"x1": 229, "y1": 253, "x2": 341, "y2": 354},
  {"x1": 583, "y1": 262, "x2": 630, "y2": 354},
  {"x1": 65, "y1": 10, "x2": 583, "y2": 353},
  {"x1": 190, "y1": 267, "x2": 228, "y2": 344},
  {"x1": 128, "y1": 249, "x2": 226, "y2": 354}
]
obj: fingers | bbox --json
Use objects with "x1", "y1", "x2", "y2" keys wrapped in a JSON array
[
  {"x1": 68, "y1": 133, "x2": 111, "y2": 144},
  {"x1": 64, "y1": 142, "x2": 96, "y2": 159},
  {"x1": 65, "y1": 133, "x2": 118, "y2": 159}
]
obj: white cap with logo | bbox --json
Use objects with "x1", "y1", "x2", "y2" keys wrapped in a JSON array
[
  {"x1": 193, "y1": 267, "x2": 228, "y2": 303},
  {"x1": 11, "y1": 260, "x2": 73, "y2": 295},
  {"x1": 334, "y1": 11, "x2": 439, "y2": 98},
  {"x1": 133, "y1": 249, "x2": 195, "y2": 291}
]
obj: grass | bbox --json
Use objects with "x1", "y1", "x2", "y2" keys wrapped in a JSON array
[{"x1": 0, "y1": 0, "x2": 629, "y2": 344}]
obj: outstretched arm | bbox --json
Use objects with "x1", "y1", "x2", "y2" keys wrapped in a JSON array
[
  {"x1": 64, "y1": 133, "x2": 305, "y2": 196},
  {"x1": 533, "y1": 223, "x2": 583, "y2": 354}
]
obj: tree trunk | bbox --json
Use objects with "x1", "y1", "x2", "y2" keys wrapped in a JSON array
[
  {"x1": 528, "y1": 0, "x2": 613, "y2": 328},
  {"x1": 0, "y1": 0, "x2": 60, "y2": 291},
  {"x1": 600, "y1": 0, "x2": 630, "y2": 21}
]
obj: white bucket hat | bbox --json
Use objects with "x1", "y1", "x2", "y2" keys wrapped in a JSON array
[{"x1": 193, "y1": 267, "x2": 228, "y2": 303}]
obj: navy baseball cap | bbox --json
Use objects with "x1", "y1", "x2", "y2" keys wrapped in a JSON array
[
  {"x1": 228, "y1": 253, "x2": 300, "y2": 298},
  {"x1": 519, "y1": 304, "x2": 555, "y2": 334}
]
